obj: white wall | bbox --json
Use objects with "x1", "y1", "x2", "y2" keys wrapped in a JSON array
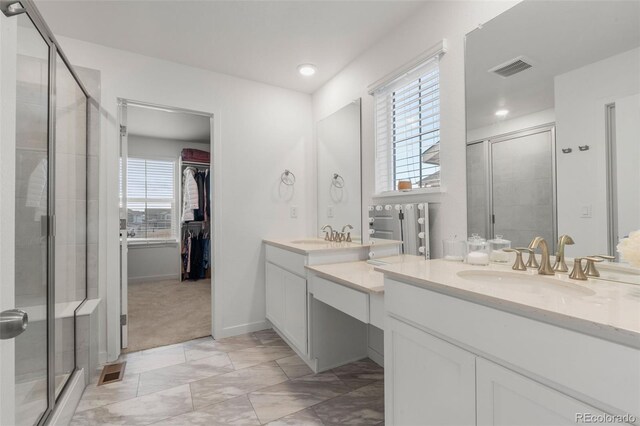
[
  {"x1": 555, "y1": 48, "x2": 640, "y2": 257},
  {"x1": 311, "y1": 1, "x2": 518, "y2": 258},
  {"x1": 467, "y1": 108, "x2": 555, "y2": 142},
  {"x1": 54, "y1": 36, "x2": 314, "y2": 362},
  {"x1": 126, "y1": 134, "x2": 209, "y2": 283}
]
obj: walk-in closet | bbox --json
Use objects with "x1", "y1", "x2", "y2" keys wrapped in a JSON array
[{"x1": 119, "y1": 102, "x2": 213, "y2": 353}]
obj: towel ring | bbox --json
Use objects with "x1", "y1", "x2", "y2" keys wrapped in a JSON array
[
  {"x1": 332, "y1": 173, "x2": 345, "y2": 188},
  {"x1": 281, "y1": 170, "x2": 296, "y2": 186}
]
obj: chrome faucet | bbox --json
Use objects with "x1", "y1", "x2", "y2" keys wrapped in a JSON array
[
  {"x1": 529, "y1": 237, "x2": 555, "y2": 275},
  {"x1": 341, "y1": 224, "x2": 353, "y2": 242},
  {"x1": 321, "y1": 225, "x2": 334, "y2": 241},
  {"x1": 553, "y1": 234, "x2": 575, "y2": 272}
]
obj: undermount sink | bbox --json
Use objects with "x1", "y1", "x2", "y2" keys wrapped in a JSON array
[{"x1": 457, "y1": 270, "x2": 596, "y2": 297}]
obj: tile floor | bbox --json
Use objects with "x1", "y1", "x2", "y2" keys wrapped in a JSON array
[{"x1": 71, "y1": 329, "x2": 384, "y2": 425}]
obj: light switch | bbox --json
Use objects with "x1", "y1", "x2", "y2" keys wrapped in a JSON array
[
  {"x1": 580, "y1": 205, "x2": 592, "y2": 218},
  {"x1": 327, "y1": 205, "x2": 334, "y2": 218},
  {"x1": 290, "y1": 206, "x2": 298, "y2": 218}
]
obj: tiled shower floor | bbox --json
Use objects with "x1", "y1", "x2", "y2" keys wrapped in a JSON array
[{"x1": 71, "y1": 329, "x2": 385, "y2": 425}]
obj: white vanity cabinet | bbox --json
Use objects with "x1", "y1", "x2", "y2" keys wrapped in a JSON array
[
  {"x1": 384, "y1": 277, "x2": 639, "y2": 426},
  {"x1": 385, "y1": 316, "x2": 476, "y2": 426},
  {"x1": 476, "y1": 358, "x2": 609, "y2": 426},
  {"x1": 265, "y1": 249, "x2": 308, "y2": 355}
]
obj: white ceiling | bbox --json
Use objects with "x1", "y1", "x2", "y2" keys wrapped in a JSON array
[
  {"x1": 127, "y1": 105, "x2": 211, "y2": 141},
  {"x1": 34, "y1": 0, "x2": 427, "y2": 94},
  {"x1": 465, "y1": 0, "x2": 640, "y2": 131}
]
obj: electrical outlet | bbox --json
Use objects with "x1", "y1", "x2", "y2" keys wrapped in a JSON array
[
  {"x1": 290, "y1": 206, "x2": 298, "y2": 218},
  {"x1": 327, "y1": 205, "x2": 334, "y2": 218},
  {"x1": 580, "y1": 205, "x2": 592, "y2": 218}
]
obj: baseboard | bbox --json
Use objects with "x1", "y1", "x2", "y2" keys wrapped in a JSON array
[
  {"x1": 219, "y1": 320, "x2": 269, "y2": 338},
  {"x1": 128, "y1": 274, "x2": 179, "y2": 284},
  {"x1": 367, "y1": 346, "x2": 384, "y2": 367},
  {"x1": 48, "y1": 368, "x2": 85, "y2": 426}
]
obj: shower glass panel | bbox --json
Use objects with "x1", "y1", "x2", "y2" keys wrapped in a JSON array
[
  {"x1": 14, "y1": 12, "x2": 50, "y2": 425},
  {"x1": 54, "y1": 55, "x2": 87, "y2": 398}
]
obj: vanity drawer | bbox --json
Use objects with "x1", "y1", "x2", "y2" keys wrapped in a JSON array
[
  {"x1": 309, "y1": 275, "x2": 369, "y2": 323},
  {"x1": 265, "y1": 245, "x2": 306, "y2": 277}
]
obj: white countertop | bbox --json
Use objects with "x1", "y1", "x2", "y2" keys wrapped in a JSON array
[
  {"x1": 263, "y1": 237, "x2": 402, "y2": 255},
  {"x1": 305, "y1": 255, "x2": 425, "y2": 294},
  {"x1": 375, "y1": 259, "x2": 640, "y2": 348}
]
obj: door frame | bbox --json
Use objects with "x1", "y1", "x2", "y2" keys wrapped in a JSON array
[
  {"x1": 467, "y1": 123, "x2": 557, "y2": 249},
  {"x1": 116, "y1": 98, "x2": 216, "y2": 352}
]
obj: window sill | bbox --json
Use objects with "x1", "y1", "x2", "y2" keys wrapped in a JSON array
[
  {"x1": 372, "y1": 187, "x2": 445, "y2": 199},
  {"x1": 128, "y1": 240, "x2": 179, "y2": 248}
]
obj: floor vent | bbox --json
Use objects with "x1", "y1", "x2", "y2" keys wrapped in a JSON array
[{"x1": 97, "y1": 362, "x2": 126, "y2": 386}]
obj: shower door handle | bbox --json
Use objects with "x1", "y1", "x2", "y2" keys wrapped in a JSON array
[{"x1": 0, "y1": 309, "x2": 28, "y2": 340}]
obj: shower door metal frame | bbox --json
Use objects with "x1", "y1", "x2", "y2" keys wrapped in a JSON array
[{"x1": 1, "y1": 1, "x2": 91, "y2": 424}]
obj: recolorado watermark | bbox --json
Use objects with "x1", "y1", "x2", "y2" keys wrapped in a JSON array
[{"x1": 576, "y1": 413, "x2": 637, "y2": 424}]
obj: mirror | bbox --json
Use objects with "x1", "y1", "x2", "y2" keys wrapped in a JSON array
[
  {"x1": 465, "y1": 1, "x2": 640, "y2": 270},
  {"x1": 368, "y1": 203, "x2": 430, "y2": 258},
  {"x1": 317, "y1": 99, "x2": 362, "y2": 241}
]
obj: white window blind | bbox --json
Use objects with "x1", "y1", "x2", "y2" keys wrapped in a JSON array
[
  {"x1": 373, "y1": 55, "x2": 441, "y2": 193},
  {"x1": 125, "y1": 157, "x2": 176, "y2": 240}
]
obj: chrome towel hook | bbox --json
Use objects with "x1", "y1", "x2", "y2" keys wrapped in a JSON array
[
  {"x1": 281, "y1": 170, "x2": 296, "y2": 186},
  {"x1": 332, "y1": 173, "x2": 345, "y2": 188}
]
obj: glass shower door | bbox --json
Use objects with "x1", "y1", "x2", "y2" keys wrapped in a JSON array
[{"x1": 0, "y1": 12, "x2": 51, "y2": 426}]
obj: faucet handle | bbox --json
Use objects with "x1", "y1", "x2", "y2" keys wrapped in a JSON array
[
  {"x1": 525, "y1": 248, "x2": 539, "y2": 269},
  {"x1": 569, "y1": 258, "x2": 588, "y2": 280},
  {"x1": 584, "y1": 256, "x2": 605, "y2": 278},
  {"x1": 593, "y1": 255, "x2": 615, "y2": 261},
  {"x1": 503, "y1": 248, "x2": 528, "y2": 271}
]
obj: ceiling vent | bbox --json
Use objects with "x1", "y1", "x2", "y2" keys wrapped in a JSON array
[{"x1": 489, "y1": 56, "x2": 533, "y2": 78}]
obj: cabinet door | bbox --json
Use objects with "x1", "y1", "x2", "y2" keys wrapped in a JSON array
[
  {"x1": 265, "y1": 262, "x2": 284, "y2": 329},
  {"x1": 477, "y1": 358, "x2": 609, "y2": 426},
  {"x1": 385, "y1": 317, "x2": 476, "y2": 426},
  {"x1": 283, "y1": 270, "x2": 307, "y2": 354}
]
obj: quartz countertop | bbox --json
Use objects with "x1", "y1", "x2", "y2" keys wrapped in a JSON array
[
  {"x1": 375, "y1": 259, "x2": 640, "y2": 348},
  {"x1": 305, "y1": 255, "x2": 424, "y2": 294},
  {"x1": 263, "y1": 238, "x2": 402, "y2": 255}
]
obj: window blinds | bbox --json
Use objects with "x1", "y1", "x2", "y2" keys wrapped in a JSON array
[
  {"x1": 126, "y1": 158, "x2": 175, "y2": 240},
  {"x1": 373, "y1": 53, "x2": 441, "y2": 193}
]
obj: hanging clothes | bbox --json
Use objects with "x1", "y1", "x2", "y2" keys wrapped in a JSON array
[
  {"x1": 182, "y1": 167, "x2": 199, "y2": 222},
  {"x1": 204, "y1": 170, "x2": 210, "y2": 222},
  {"x1": 194, "y1": 171, "x2": 206, "y2": 222}
]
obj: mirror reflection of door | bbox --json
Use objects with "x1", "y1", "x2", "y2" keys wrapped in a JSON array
[
  {"x1": 467, "y1": 125, "x2": 556, "y2": 252},
  {"x1": 491, "y1": 128, "x2": 555, "y2": 251}
]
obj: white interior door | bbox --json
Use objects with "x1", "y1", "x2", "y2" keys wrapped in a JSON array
[
  {"x1": 119, "y1": 102, "x2": 128, "y2": 349},
  {"x1": 614, "y1": 94, "x2": 640, "y2": 245},
  {"x1": 1, "y1": 10, "x2": 51, "y2": 425}
]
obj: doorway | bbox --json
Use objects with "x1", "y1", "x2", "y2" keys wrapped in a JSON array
[{"x1": 118, "y1": 100, "x2": 213, "y2": 353}]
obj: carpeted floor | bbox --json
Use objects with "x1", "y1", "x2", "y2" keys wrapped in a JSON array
[{"x1": 125, "y1": 278, "x2": 211, "y2": 353}]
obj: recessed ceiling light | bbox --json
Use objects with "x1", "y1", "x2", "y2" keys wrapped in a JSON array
[
  {"x1": 297, "y1": 64, "x2": 317, "y2": 77},
  {"x1": 495, "y1": 109, "x2": 509, "y2": 117}
]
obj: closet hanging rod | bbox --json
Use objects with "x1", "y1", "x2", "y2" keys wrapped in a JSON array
[{"x1": 182, "y1": 160, "x2": 210, "y2": 167}]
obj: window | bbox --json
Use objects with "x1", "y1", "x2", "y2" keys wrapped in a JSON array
[
  {"x1": 125, "y1": 158, "x2": 176, "y2": 240},
  {"x1": 373, "y1": 53, "x2": 441, "y2": 193}
]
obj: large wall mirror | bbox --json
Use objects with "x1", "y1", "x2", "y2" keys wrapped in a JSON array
[
  {"x1": 465, "y1": 0, "x2": 639, "y2": 262},
  {"x1": 317, "y1": 99, "x2": 362, "y2": 241}
]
